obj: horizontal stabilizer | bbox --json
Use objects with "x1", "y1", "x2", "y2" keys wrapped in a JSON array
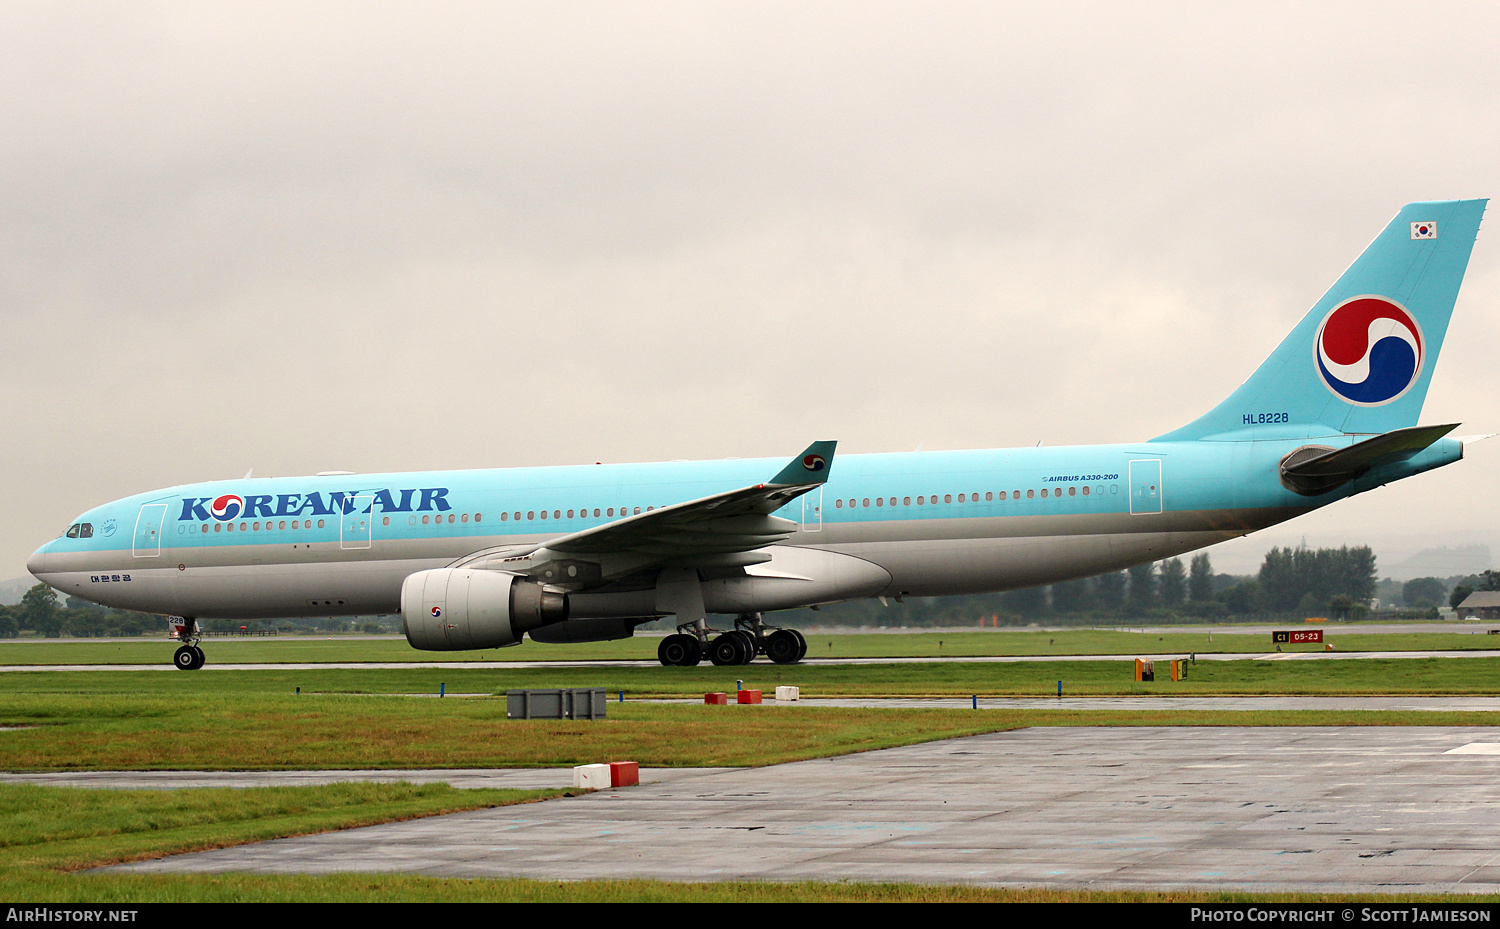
[
  {"x1": 1284, "y1": 424, "x2": 1459, "y2": 477},
  {"x1": 1280, "y1": 424, "x2": 1458, "y2": 494}
]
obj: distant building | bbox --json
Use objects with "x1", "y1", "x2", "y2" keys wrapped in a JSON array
[{"x1": 1455, "y1": 592, "x2": 1500, "y2": 620}]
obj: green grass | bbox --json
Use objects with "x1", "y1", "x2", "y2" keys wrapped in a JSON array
[
  {"x1": 0, "y1": 696, "x2": 1028, "y2": 770},
  {"x1": 4, "y1": 625, "x2": 1500, "y2": 665},
  {"x1": 0, "y1": 781, "x2": 572, "y2": 901},
  {"x1": 5, "y1": 638, "x2": 1500, "y2": 902},
  {"x1": 1, "y1": 657, "x2": 1496, "y2": 771},
  {"x1": 4, "y1": 654, "x2": 1498, "y2": 700},
  {"x1": 3, "y1": 685, "x2": 1500, "y2": 772}
]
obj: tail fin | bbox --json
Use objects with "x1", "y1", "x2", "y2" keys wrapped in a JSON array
[{"x1": 1155, "y1": 199, "x2": 1486, "y2": 442}]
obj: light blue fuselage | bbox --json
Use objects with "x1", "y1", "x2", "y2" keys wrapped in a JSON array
[{"x1": 26, "y1": 434, "x2": 1462, "y2": 621}]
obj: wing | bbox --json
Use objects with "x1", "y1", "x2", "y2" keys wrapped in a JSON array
[{"x1": 454, "y1": 441, "x2": 836, "y2": 586}]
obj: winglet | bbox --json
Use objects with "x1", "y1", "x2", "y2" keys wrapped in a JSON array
[{"x1": 769, "y1": 441, "x2": 837, "y2": 486}]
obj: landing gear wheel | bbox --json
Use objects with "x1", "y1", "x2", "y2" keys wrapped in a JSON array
[
  {"x1": 658, "y1": 634, "x2": 702, "y2": 667},
  {"x1": 709, "y1": 633, "x2": 750, "y2": 666},
  {"x1": 190, "y1": 646, "x2": 206, "y2": 670},
  {"x1": 789, "y1": 628, "x2": 807, "y2": 662},
  {"x1": 766, "y1": 629, "x2": 802, "y2": 664},
  {"x1": 731, "y1": 630, "x2": 758, "y2": 665},
  {"x1": 173, "y1": 645, "x2": 199, "y2": 671}
]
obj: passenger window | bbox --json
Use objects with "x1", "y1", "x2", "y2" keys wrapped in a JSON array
[
  {"x1": 986, "y1": 492, "x2": 993, "y2": 501},
  {"x1": 958, "y1": 494, "x2": 965, "y2": 503},
  {"x1": 382, "y1": 517, "x2": 390, "y2": 526},
  {"x1": 835, "y1": 499, "x2": 843, "y2": 508},
  {"x1": 1041, "y1": 489, "x2": 1048, "y2": 498},
  {"x1": 862, "y1": 498, "x2": 870, "y2": 508},
  {"x1": 916, "y1": 496, "x2": 924, "y2": 505},
  {"x1": 1026, "y1": 490, "x2": 1034, "y2": 499},
  {"x1": 1083, "y1": 486, "x2": 1090, "y2": 496},
  {"x1": 423, "y1": 515, "x2": 431, "y2": 524},
  {"x1": 567, "y1": 510, "x2": 574, "y2": 518},
  {"x1": 903, "y1": 496, "x2": 911, "y2": 506},
  {"x1": 475, "y1": 514, "x2": 482, "y2": 522},
  {"x1": 1068, "y1": 486, "x2": 1076, "y2": 496},
  {"x1": 944, "y1": 494, "x2": 952, "y2": 504}
]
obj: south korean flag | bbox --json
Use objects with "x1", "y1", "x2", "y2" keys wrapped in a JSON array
[{"x1": 1410, "y1": 221, "x2": 1437, "y2": 240}]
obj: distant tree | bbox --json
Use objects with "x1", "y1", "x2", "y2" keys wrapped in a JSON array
[
  {"x1": 1189, "y1": 553, "x2": 1214, "y2": 602},
  {"x1": 1095, "y1": 571, "x2": 1127, "y2": 610},
  {"x1": 0, "y1": 606, "x2": 16, "y2": 638},
  {"x1": 1050, "y1": 577, "x2": 1094, "y2": 614},
  {"x1": 1159, "y1": 558, "x2": 1187, "y2": 608},
  {"x1": 1258, "y1": 546, "x2": 1376, "y2": 613},
  {"x1": 1222, "y1": 579, "x2": 1263, "y2": 614},
  {"x1": 1451, "y1": 585, "x2": 1475, "y2": 610},
  {"x1": 1402, "y1": 577, "x2": 1448, "y2": 609},
  {"x1": 1329, "y1": 594, "x2": 1370, "y2": 621},
  {"x1": 18, "y1": 584, "x2": 61, "y2": 637},
  {"x1": 1127, "y1": 563, "x2": 1156, "y2": 611},
  {"x1": 1000, "y1": 586, "x2": 1048, "y2": 618}
]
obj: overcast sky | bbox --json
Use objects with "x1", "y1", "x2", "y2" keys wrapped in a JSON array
[{"x1": 5, "y1": 1, "x2": 1500, "y2": 581}]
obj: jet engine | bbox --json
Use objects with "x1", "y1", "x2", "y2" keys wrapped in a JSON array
[{"x1": 401, "y1": 569, "x2": 569, "y2": 650}]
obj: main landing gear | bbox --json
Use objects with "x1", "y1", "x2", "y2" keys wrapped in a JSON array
[
  {"x1": 656, "y1": 613, "x2": 807, "y2": 667},
  {"x1": 171, "y1": 617, "x2": 206, "y2": 671}
]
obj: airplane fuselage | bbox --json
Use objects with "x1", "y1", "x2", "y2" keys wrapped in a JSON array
[{"x1": 27, "y1": 433, "x2": 1463, "y2": 623}]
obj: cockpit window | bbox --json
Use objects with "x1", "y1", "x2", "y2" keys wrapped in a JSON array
[
  {"x1": 79, "y1": 523, "x2": 93, "y2": 538},
  {"x1": 65, "y1": 524, "x2": 80, "y2": 539}
]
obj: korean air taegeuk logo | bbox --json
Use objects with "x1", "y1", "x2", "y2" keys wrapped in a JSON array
[
  {"x1": 209, "y1": 494, "x2": 244, "y2": 521},
  {"x1": 1314, "y1": 296, "x2": 1424, "y2": 407}
]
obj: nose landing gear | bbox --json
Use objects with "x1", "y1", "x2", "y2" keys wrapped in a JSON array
[{"x1": 171, "y1": 618, "x2": 205, "y2": 671}]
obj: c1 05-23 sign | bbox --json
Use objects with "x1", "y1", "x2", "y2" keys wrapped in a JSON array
[{"x1": 1272, "y1": 630, "x2": 1324, "y2": 644}]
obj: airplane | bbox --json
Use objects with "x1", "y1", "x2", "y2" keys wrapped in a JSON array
[{"x1": 27, "y1": 199, "x2": 1487, "y2": 670}]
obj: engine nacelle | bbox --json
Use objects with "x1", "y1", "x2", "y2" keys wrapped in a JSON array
[
  {"x1": 402, "y1": 569, "x2": 569, "y2": 650},
  {"x1": 528, "y1": 617, "x2": 652, "y2": 644}
]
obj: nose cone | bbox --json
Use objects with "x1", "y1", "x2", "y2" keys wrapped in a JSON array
[{"x1": 27, "y1": 542, "x2": 51, "y2": 579}]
